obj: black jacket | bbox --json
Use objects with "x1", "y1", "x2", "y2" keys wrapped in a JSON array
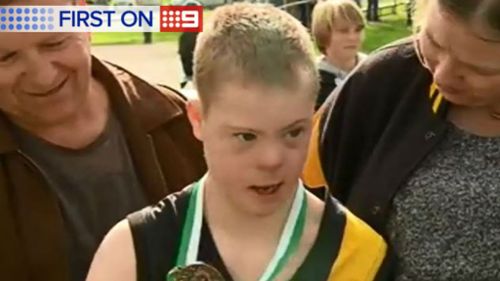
[
  {"x1": 316, "y1": 69, "x2": 340, "y2": 111},
  {"x1": 303, "y1": 38, "x2": 450, "y2": 236}
]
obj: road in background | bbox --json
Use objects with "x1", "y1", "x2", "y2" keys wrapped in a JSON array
[{"x1": 91, "y1": 42, "x2": 184, "y2": 91}]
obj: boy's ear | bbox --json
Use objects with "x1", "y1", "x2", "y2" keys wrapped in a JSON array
[{"x1": 186, "y1": 100, "x2": 203, "y2": 141}]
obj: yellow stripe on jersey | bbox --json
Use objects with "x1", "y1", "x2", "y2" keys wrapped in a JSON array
[
  {"x1": 302, "y1": 110, "x2": 327, "y2": 189},
  {"x1": 328, "y1": 208, "x2": 387, "y2": 281}
]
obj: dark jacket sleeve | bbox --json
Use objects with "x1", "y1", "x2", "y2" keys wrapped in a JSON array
[
  {"x1": 315, "y1": 39, "x2": 421, "y2": 203},
  {"x1": 373, "y1": 246, "x2": 397, "y2": 281}
]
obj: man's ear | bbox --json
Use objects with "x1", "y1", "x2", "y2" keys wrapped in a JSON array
[{"x1": 186, "y1": 99, "x2": 203, "y2": 141}]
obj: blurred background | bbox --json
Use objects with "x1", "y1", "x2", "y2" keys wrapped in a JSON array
[{"x1": 89, "y1": 0, "x2": 414, "y2": 92}]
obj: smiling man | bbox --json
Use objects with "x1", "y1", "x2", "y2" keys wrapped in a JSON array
[{"x1": 0, "y1": 1, "x2": 206, "y2": 281}]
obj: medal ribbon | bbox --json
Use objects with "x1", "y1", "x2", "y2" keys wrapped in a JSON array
[{"x1": 175, "y1": 175, "x2": 308, "y2": 281}]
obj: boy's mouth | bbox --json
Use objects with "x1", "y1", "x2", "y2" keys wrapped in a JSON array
[{"x1": 249, "y1": 181, "x2": 284, "y2": 195}]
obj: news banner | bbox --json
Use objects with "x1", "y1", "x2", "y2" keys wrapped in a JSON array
[{"x1": 0, "y1": 5, "x2": 203, "y2": 32}]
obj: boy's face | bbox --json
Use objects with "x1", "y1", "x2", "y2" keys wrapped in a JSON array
[
  {"x1": 326, "y1": 17, "x2": 364, "y2": 60},
  {"x1": 188, "y1": 78, "x2": 315, "y2": 216}
]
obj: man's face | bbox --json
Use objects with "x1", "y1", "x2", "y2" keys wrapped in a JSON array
[{"x1": 0, "y1": 0, "x2": 91, "y2": 128}]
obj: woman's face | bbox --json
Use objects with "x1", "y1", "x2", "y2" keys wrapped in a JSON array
[{"x1": 417, "y1": 2, "x2": 500, "y2": 108}]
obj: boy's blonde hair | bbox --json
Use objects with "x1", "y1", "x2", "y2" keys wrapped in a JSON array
[
  {"x1": 312, "y1": 0, "x2": 365, "y2": 54},
  {"x1": 193, "y1": 3, "x2": 318, "y2": 109}
]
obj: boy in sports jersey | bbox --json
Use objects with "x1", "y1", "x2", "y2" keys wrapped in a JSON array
[{"x1": 86, "y1": 3, "x2": 392, "y2": 281}]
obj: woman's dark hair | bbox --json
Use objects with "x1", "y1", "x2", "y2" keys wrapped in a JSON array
[{"x1": 439, "y1": 0, "x2": 500, "y2": 41}]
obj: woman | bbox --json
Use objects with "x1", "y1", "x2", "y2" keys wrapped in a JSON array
[
  {"x1": 303, "y1": 0, "x2": 500, "y2": 279},
  {"x1": 311, "y1": 0, "x2": 366, "y2": 110}
]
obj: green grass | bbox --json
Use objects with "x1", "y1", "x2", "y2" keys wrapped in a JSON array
[
  {"x1": 362, "y1": 13, "x2": 412, "y2": 52},
  {"x1": 91, "y1": 31, "x2": 180, "y2": 45},
  {"x1": 91, "y1": 9, "x2": 412, "y2": 51}
]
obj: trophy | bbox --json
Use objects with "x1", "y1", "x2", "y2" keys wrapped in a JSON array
[{"x1": 166, "y1": 262, "x2": 226, "y2": 281}]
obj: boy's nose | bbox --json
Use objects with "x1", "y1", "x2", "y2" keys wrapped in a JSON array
[{"x1": 256, "y1": 144, "x2": 285, "y2": 171}]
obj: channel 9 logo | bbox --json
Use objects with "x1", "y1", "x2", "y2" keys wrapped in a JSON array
[
  {"x1": 160, "y1": 6, "x2": 202, "y2": 32},
  {"x1": 0, "y1": 5, "x2": 203, "y2": 33}
]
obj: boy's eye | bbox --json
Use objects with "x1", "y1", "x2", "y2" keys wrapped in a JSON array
[
  {"x1": 286, "y1": 128, "x2": 304, "y2": 139},
  {"x1": 234, "y1": 133, "x2": 257, "y2": 142}
]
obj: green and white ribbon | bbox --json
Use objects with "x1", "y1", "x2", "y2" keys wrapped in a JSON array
[{"x1": 174, "y1": 175, "x2": 308, "y2": 281}]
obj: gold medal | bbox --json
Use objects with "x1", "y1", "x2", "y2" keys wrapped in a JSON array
[{"x1": 167, "y1": 262, "x2": 225, "y2": 281}]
